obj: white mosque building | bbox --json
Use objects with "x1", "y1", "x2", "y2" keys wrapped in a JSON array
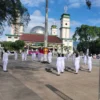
[{"x1": 6, "y1": 13, "x2": 73, "y2": 54}]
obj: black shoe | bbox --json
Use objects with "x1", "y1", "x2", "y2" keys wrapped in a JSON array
[
  {"x1": 3, "y1": 70, "x2": 8, "y2": 72},
  {"x1": 74, "y1": 72, "x2": 78, "y2": 74}
]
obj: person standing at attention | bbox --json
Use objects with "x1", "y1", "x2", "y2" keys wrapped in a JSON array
[
  {"x1": 61, "y1": 54, "x2": 66, "y2": 73},
  {"x1": 14, "y1": 50, "x2": 18, "y2": 60},
  {"x1": 56, "y1": 54, "x2": 62, "y2": 76},
  {"x1": 21, "y1": 50, "x2": 25, "y2": 61},
  {"x1": 2, "y1": 49, "x2": 9, "y2": 72},
  {"x1": 84, "y1": 53, "x2": 87, "y2": 66},
  {"x1": 88, "y1": 53, "x2": 92, "y2": 72},
  {"x1": 74, "y1": 53, "x2": 80, "y2": 74},
  {"x1": 48, "y1": 50, "x2": 52, "y2": 63}
]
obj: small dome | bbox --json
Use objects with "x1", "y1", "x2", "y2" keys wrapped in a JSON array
[{"x1": 30, "y1": 26, "x2": 45, "y2": 34}]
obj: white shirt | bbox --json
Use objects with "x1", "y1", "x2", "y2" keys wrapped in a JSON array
[
  {"x1": 88, "y1": 56, "x2": 92, "y2": 63},
  {"x1": 56, "y1": 57, "x2": 61, "y2": 66}
]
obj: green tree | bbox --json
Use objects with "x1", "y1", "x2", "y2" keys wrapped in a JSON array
[
  {"x1": 0, "y1": 0, "x2": 30, "y2": 35},
  {"x1": 73, "y1": 25, "x2": 99, "y2": 49},
  {"x1": 2, "y1": 41, "x2": 13, "y2": 50},
  {"x1": 86, "y1": 0, "x2": 92, "y2": 9},
  {"x1": 13, "y1": 40, "x2": 25, "y2": 51}
]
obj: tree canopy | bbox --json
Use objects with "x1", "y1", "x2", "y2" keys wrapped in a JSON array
[
  {"x1": 73, "y1": 24, "x2": 100, "y2": 54},
  {"x1": 73, "y1": 25, "x2": 100, "y2": 42},
  {"x1": 0, "y1": 0, "x2": 30, "y2": 35},
  {"x1": 1, "y1": 40, "x2": 25, "y2": 51},
  {"x1": 86, "y1": 0, "x2": 92, "y2": 9}
]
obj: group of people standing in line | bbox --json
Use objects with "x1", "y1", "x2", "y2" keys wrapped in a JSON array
[
  {"x1": 0, "y1": 48, "x2": 53, "y2": 72},
  {"x1": 56, "y1": 52, "x2": 92, "y2": 76},
  {"x1": 1, "y1": 48, "x2": 92, "y2": 76}
]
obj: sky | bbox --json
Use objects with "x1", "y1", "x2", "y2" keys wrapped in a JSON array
[{"x1": 0, "y1": 0, "x2": 100, "y2": 41}]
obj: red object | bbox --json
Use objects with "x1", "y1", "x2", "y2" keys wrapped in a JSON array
[
  {"x1": 20, "y1": 34, "x2": 62, "y2": 43},
  {"x1": 28, "y1": 50, "x2": 33, "y2": 55}
]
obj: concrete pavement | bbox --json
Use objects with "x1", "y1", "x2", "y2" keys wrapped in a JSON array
[{"x1": 0, "y1": 55, "x2": 99, "y2": 100}]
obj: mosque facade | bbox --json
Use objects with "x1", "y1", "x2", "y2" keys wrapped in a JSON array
[{"x1": 6, "y1": 13, "x2": 73, "y2": 54}]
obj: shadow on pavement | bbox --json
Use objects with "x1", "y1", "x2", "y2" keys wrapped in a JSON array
[
  {"x1": 46, "y1": 84, "x2": 73, "y2": 100},
  {"x1": 45, "y1": 68, "x2": 57, "y2": 76},
  {"x1": 9, "y1": 66, "x2": 42, "y2": 71}
]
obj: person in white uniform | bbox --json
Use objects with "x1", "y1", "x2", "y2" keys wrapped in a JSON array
[
  {"x1": 48, "y1": 50, "x2": 52, "y2": 63},
  {"x1": 38, "y1": 48, "x2": 41, "y2": 62},
  {"x1": 88, "y1": 53, "x2": 92, "y2": 72},
  {"x1": 14, "y1": 51, "x2": 18, "y2": 60},
  {"x1": 84, "y1": 53, "x2": 87, "y2": 65},
  {"x1": 24, "y1": 50, "x2": 27, "y2": 61},
  {"x1": 32, "y1": 50, "x2": 36, "y2": 61},
  {"x1": 56, "y1": 54, "x2": 62, "y2": 76},
  {"x1": 40, "y1": 49, "x2": 44, "y2": 62},
  {"x1": 61, "y1": 54, "x2": 66, "y2": 73},
  {"x1": 74, "y1": 53, "x2": 80, "y2": 74},
  {"x1": 72, "y1": 52, "x2": 75, "y2": 64},
  {"x1": 2, "y1": 49, "x2": 9, "y2": 72},
  {"x1": 66, "y1": 53, "x2": 69, "y2": 61},
  {"x1": 21, "y1": 50, "x2": 25, "y2": 61}
]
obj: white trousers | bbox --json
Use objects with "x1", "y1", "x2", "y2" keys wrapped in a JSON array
[
  {"x1": 48, "y1": 57, "x2": 52, "y2": 63},
  {"x1": 61, "y1": 62, "x2": 65, "y2": 72},
  {"x1": 40, "y1": 54, "x2": 44, "y2": 62},
  {"x1": 22, "y1": 55, "x2": 24, "y2": 61},
  {"x1": 15, "y1": 55, "x2": 18, "y2": 60},
  {"x1": 38, "y1": 54, "x2": 41, "y2": 61},
  {"x1": 88, "y1": 62, "x2": 92, "y2": 71},
  {"x1": 3, "y1": 60, "x2": 8, "y2": 71},
  {"x1": 57, "y1": 64, "x2": 62, "y2": 74},
  {"x1": 32, "y1": 55, "x2": 36, "y2": 60},
  {"x1": 24, "y1": 55, "x2": 27, "y2": 61},
  {"x1": 75, "y1": 63, "x2": 80, "y2": 73},
  {"x1": 84, "y1": 60, "x2": 87, "y2": 65}
]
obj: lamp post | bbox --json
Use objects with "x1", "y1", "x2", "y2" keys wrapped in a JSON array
[{"x1": 43, "y1": 0, "x2": 48, "y2": 62}]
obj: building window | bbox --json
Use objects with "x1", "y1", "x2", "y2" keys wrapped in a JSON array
[{"x1": 8, "y1": 36, "x2": 11, "y2": 38}]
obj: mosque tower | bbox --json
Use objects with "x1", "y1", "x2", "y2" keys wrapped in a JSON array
[
  {"x1": 60, "y1": 7, "x2": 73, "y2": 53},
  {"x1": 60, "y1": 13, "x2": 70, "y2": 43},
  {"x1": 6, "y1": 13, "x2": 24, "y2": 42},
  {"x1": 51, "y1": 25, "x2": 57, "y2": 35},
  {"x1": 11, "y1": 16, "x2": 24, "y2": 35}
]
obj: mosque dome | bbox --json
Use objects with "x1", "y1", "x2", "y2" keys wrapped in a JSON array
[{"x1": 30, "y1": 26, "x2": 45, "y2": 34}]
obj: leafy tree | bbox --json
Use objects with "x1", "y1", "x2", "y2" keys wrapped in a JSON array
[
  {"x1": 77, "y1": 39, "x2": 100, "y2": 54},
  {"x1": 13, "y1": 40, "x2": 25, "y2": 51},
  {"x1": 0, "y1": 0, "x2": 30, "y2": 35},
  {"x1": 73, "y1": 25, "x2": 100, "y2": 49},
  {"x1": 86, "y1": 0, "x2": 92, "y2": 9},
  {"x1": 2, "y1": 41, "x2": 14, "y2": 50}
]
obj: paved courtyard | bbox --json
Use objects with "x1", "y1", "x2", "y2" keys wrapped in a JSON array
[{"x1": 0, "y1": 55, "x2": 99, "y2": 100}]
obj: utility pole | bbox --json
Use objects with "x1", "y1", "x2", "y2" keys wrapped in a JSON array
[
  {"x1": 43, "y1": 0, "x2": 48, "y2": 62},
  {"x1": 44, "y1": 0, "x2": 48, "y2": 48}
]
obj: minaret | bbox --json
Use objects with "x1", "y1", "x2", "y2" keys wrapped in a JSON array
[
  {"x1": 60, "y1": 13, "x2": 70, "y2": 41},
  {"x1": 59, "y1": 6, "x2": 73, "y2": 53},
  {"x1": 11, "y1": 23, "x2": 24, "y2": 35},
  {"x1": 11, "y1": 13, "x2": 24, "y2": 35},
  {"x1": 51, "y1": 25, "x2": 57, "y2": 35},
  {"x1": 6, "y1": 11, "x2": 24, "y2": 42}
]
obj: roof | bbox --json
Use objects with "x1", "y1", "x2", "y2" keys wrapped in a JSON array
[
  {"x1": 20, "y1": 34, "x2": 62, "y2": 43},
  {"x1": 5, "y1": 34, "x2": 20, "y2": 36},
  {"x1": 60, "y1": 13, "x2": 70, "y2": 20}
]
